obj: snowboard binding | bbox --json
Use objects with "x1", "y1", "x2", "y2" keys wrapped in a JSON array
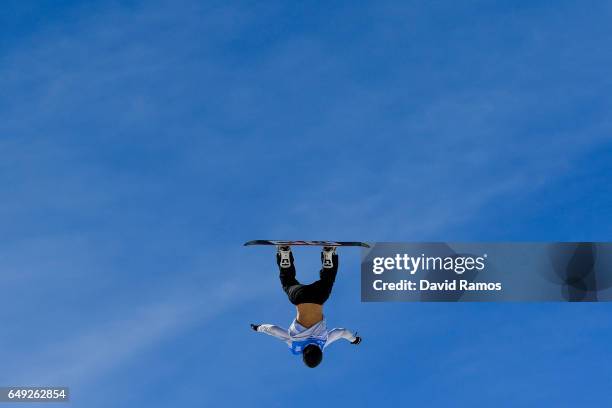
[
  {"x1": 277, "y1": 245, "x2": 292, "y2": 268},
  {"x1": 321, "y1": 246, "x2": 336, "y2": 269}
]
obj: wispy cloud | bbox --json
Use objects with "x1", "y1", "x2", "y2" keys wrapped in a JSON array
[{"x1": 3, "y1": 277, "x2": 267, "y2": 387}]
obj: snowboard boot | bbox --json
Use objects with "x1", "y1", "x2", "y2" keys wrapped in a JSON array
[
  {"x1": 321, "y1": 246, "x2": 337, "y2": 269},
  {"x1": 277, "y1": 245, "x2": 292, "y2": 268}
]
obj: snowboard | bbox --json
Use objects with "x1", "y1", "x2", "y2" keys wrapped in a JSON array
[{"x1": 244, "y1": 240, "x2": 370, "y2": 248}]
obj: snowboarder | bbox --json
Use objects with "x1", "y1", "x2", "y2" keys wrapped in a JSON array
[{"x1": 250, "y1": 246, "x2": 361, "y2": 368}]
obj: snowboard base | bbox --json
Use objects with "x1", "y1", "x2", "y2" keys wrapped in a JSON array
[{"x1": 244, "y1": 240, "x2": 370, "y2": 248}]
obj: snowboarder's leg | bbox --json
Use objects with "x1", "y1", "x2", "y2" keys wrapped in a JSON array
[
  {"x1": 307, "y1": 247, "x2": 339, "y2": 304},
  {"x1": 277, "y1": 246, "x2": 303, "y2": 304}
]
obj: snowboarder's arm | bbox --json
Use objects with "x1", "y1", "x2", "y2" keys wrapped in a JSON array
[
  {"x1": 326, "y1": 328, "x2": 361, "y2": 347},
  {"x1": 252, "y1": 324, "x2": 291, "y2": 342}
]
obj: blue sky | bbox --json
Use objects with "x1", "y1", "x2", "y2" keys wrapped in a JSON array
[{"x1": 1, "y1": 0, "x2": 611, "y2": 406}]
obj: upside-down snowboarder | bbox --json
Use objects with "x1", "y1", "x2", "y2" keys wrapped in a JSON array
[{"x1": 251, "y1": 246, "x2": 361, "y2": 368}]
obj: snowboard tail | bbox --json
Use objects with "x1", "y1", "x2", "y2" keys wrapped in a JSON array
[{"x1": 244, "y1": 240, "x2": 370, "y2": 248}]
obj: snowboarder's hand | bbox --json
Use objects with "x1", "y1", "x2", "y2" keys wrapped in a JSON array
[
  {"x1": 250, "y1": 324, "x2": 260, "y2": 332},
  {"x1": 351, "y1": 336, "x2": 362, "y2": 345}
]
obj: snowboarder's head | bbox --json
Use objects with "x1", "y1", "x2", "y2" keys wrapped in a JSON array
[{"x1": 302, "y1": 344, "x2": 323, "y2": 368}]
